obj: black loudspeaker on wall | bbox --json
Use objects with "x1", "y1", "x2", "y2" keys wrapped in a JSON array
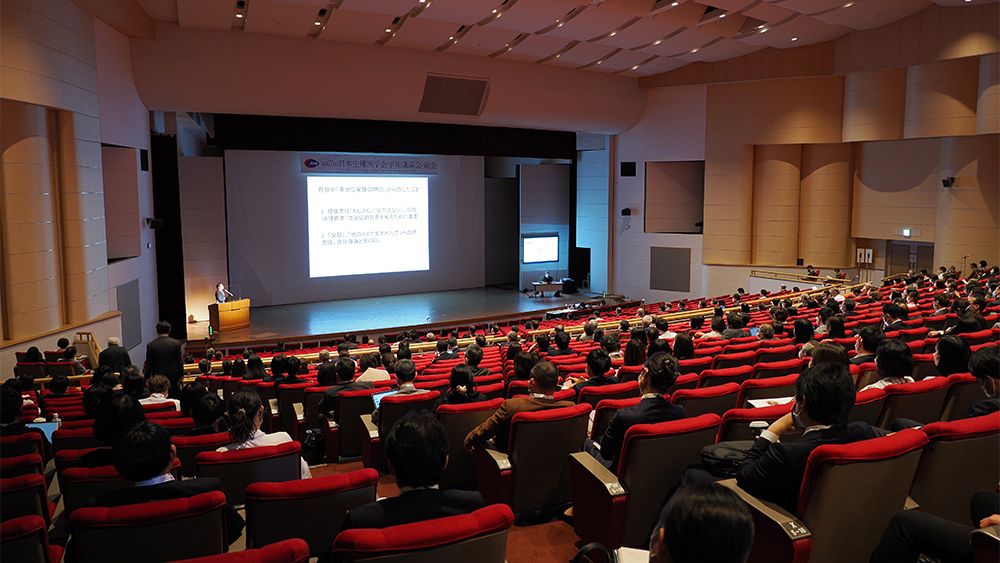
[
  {"x1": 621, "y1": 208, "x2": 632, "y2": 216},
  {"x1": 620, "y1": 162, "x2": 637, "y2": 177},
  {"x1": 146, "y1": 218, "x2": 165, "y2": 230}
]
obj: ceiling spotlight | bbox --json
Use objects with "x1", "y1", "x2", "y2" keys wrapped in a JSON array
[
  {"x1": 632, "y1": 65, "x2": 639, "y2": 69},
  {"x1": 236, "y1": 13, "x2": 244, "y2": 18},
  {"x1": 691, "y1": 48, "x2": 698, "y2": 52},
  {"x1": 449, "y1": 36, "x2": 454, "y2": 40},
  {"x1": 760, "y1": 28, "x2": 767, "y2": 32},
  {"x1": 492, "y1": 9, "x2": 497, "y2": 13},
  {"x1": 314, "y1": 21, "x2": 321, "y2": 25},
  {"x1": 719, "y1": 13, "x2": 725, "y2": 17},
  {"x1": 758, "y1": 24, "x2": 765, "y2": 28},
  {"x1": 791, "y1": 37, "x2": 798, "y2": 41},
  {"x1": 671, "y1": 2, "x2": 679, "y2": 5},
  {"x1": 386, "y1": 28, "x2": 392, "y2": 32},
  {"x1": 610, "y1": 32, "x2": 616, "y2": 36}
]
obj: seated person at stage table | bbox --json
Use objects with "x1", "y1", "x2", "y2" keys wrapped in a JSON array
[
  {"x1": 0, "y1": 385, "x2": 54, "y2": 461},
  {"x1": 140, "y1": 375, "x2": 182, "y2": 411},
  {"x1": 431, "y1": 339, "x2": 459, "y2": 363},
  {"x1": 563, "y1": 349, "x2": 618, "y2": 398},
  {"x1": 545, "y1": 330, "x2": 579, "y2": 358},
  {"x1": 90, "y1": 421, "x2": 245, "y2": 546},
  {"x1": 851, "y1": 325, "x2": 884, "y2": 366},
  {"x1": 650, "y1": 484, "x2": 754, "y2": 563},
  {"x1": 72, "y1": 395, "x2": 146, "y2": 468},
  {"x1": 336, "y1": 411, "x2": 483, "y2": 532},
  {"x1": 860, "y1": 339, "x2": 914, "y2": 391},
  {"x1": 539, "y1": 271, "x2": 554, "y2": 284},
  {"x1": 217, "y1": 390, "x2": 311, "y2": 479},
  {"x1": 187, "y1": 393, "x2": 227, "y2": 437},
  {"x1": 371, "y1": 359, "x2": 429, "y2": 424},
  {"x1": 735, "y1": 361, "x2": 879, "y2": 512},
  {"x1": 583, "y1": 351, "x2": 684, "y2": 471},
  {"x1": 318, "y1": 359, "x2": 374, "y2": 417},
  {"x1": 98, "y1": 336, "x2": 132, "y2": 375},
  {"x1": 464, "y1": 361, "x2": 574, "y2": 453},
  {"x1": 463, "y1": 344, "x2": 491, "y2": 378},
  {"x1": 435, "y1": 364, "x2": 490, "y2": 409}
]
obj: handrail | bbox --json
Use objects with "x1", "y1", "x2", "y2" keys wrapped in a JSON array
[{"x1": 749, "y1": 269, "x2": 850, "y2": 285}]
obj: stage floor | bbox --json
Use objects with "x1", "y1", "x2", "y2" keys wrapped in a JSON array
[{"x1": 187, "y1": 287, "x2": 597, "y2": 347}]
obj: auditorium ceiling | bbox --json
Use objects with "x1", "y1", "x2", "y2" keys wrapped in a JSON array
[{"x1": 133, "y1": 0, "x2": 996, "y2": 77}]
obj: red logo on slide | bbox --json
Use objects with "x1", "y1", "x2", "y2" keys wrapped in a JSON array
[{"x1": 304, "y1": 159, "x2": 320, "y2": 168}]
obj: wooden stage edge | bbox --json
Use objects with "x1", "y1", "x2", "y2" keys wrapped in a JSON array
[{"x1": 184, "y1": 287, "x2": 608, "y2": 352}]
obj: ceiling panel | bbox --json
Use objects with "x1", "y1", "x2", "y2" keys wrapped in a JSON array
[
  {"x1": 541, "y1": 41, "x2": 618, "y2": 67},
  {"x1": 590, "y1": 48, "x2": 656, "y2": 71},
  {"x1": 624, "y1": 55, "x2": 689, "y2": 75},
  {"x1": 484, "y1": 0, "x2": 580, "y2": 33},
  {"x1": 593, "y1": 16, "x2": 683, "y2": 49},
  {"x1": 780, "y1": 0, "x2": 851, "y2": 15},
  {"x1": 320, "y1": 10, "x2": 396, "y2": 43},
  {"x1": 498, "y1": 33, "x2": 573, "y2": 62},
  {"x1": 740, "y1": 14, "x2": 850, "y2": 46},
  {"x1": 419, "y1": 0, "x2": 504, "y2": 25},
  {"x1": 339, "y1": 0, "x2": 423, "y2": 17},
  {"x1": 136, "y1": 0, "x2": 179, "y2": 22},
  {"x1": 543, "y1": 6, "x2": 636, "y2": 41},
  {"x1": 709, "y1": 0, "x2": 762, "y2": 10},
  {"x1": 929, "y1": 0, "x2": 996, "y2": 6},
  {"x1": 388, "y1": 16, "x2": 461, "y2": 50},
  {"x1": 597, "y1": 0, "x2": 658, "y2": 17},
  {"x1": 811, "y1": 0, "x2": 930, "y2": 29},
  {"x1": 676, "y1": 37, "x2": 766, "y2": 60},
  {"x1": 177, "y1": 0, "x2": 233, "y2": 30},
  {"x1": 640, "y1": 27, "x2": 719, "y2": 55},
  {"x1": 245, "y1": 1, "x2": 321, "y2": 36},
  {"x1": 447, "y1": 24, "x2": 523, "y2": 56}
]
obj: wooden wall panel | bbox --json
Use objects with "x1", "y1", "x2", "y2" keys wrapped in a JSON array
[
  {"x1": 102, "y1": 146, "x2": 141, "y2": 260},
  {"x1": 799, "y1": 143, "x2": 853, "y2": 267},
  {"x1": 752, "y1": 145, "x2": 801, "y2": 266},
  {"x1": 935, "y1": 134, "x2": 1000, "y2": 268},
  {"x1": 904, "y1": 57, "x2": 981, "y2": 139},
  {"x1": 843, "y1": 69, "x2": 907, "y2": 142},
  {"x1": 852, "y1": 138, "x2": 940, "y2": 242},
  {"x1": 645, "y1": 161, "x2": 705, "y2": 234},
  {"x1": 978, "y1": 54, "x2": 999, "y2": 135},
  {"x1": 179, "y1": 156, "x2": 227, "y2": 322}
]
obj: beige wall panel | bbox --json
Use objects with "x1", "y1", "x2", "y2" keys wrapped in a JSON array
[
  {"x1": 978, "y1": 54, "x2": 1000, "y2": 134},
  {"x1": 799, "y1": 143, "x2": 853, "y2": 266},
  {"x1": 935, "y1": 134, "x2": 1000, "y2": 267},
  {"x1": 3, "y1": 192, "x2": 56, "y2": 225},
  {"x1": 904, "y1": 57, "x2": 982, "y2": 138},
  {"x1": 5, "y1": 222, "x2": 58, "y2": 254},
  {"x1": 843, "y1": 69, "x2": 907, "y2": 142},
  {"x1": 5, "y1": 248, "x2": 59, "y2": 281},
  {"x1": 7, "y1": 278, "x2": 60, "y2": 314},
  {"x1": 1, "y1": 136, "x2": 52, "y2": 166},
  {"x1": 853, "y1": 138, "x2": 940, "y2": 242},
  {"x1": 640, "y1": 43, "x2": 835, "y2": 88},
  {"x1": 752, "y1": 144, "x2": 801, "y2": 266},
  {"x1": 9, "y1": 307, "x2": 62, "y2": 338},
  {"x1": 65, "y1": 292, "x2": 111, "y2": 323}
]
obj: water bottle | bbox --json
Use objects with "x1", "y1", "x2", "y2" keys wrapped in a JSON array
[{"x1": 52, "y1": 413, "x2": 62, "y2": 429}]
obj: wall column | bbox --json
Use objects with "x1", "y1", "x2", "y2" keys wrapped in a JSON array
[
  {"x1": 800, "y1": 144, "x2": 854, "y2": 268},
  {"x1": 751, "y1": 145, "x2": 801, "y2": 266}
]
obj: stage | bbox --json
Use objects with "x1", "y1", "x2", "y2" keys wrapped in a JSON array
[{"x1": 186, "y1": 287, "x2": 600, "y2": 349}]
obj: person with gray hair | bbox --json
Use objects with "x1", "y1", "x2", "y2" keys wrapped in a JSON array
[
  {"x1": 318, "y1": 349, "x2": 331, "y2": 363},
  {"x1": 98, "y1": 335, "x2": 132, "y2": 374}
]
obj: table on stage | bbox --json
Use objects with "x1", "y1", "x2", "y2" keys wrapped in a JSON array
[
  {"x1": 532, "y1": 282, "x2": 563, "y2": 297},
  {"x1": 209, "y1": 299, "x2": 251, "y2": 332}
]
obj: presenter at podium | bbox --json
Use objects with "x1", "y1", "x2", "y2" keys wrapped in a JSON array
[
  {"x1": 540, "y1": 271, "x2": 554, "y2": 284},
  {"x1": 215, "y1": 282, "x2": 231, "y2": 304}
]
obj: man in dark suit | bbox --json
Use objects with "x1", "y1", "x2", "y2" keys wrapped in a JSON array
[
  {"x1": 583, "y1": 351, "x2": 684, "y2": 471},
  {"x1": 0, "y1": 385, "x2": 53, "y2": 461},
  {"x1": 564, "y1": 348, "x2": 618, "y2": 398},
  {"x1": 340, "y1": 411, "x2": 482, "y2": 531},
  {"x1": 463, "y1": 344, "x2": 491, "y2": 378},
  {"x1": 545, "y1": 330, "x2": 579, "y2": 358},
  {"x1": 98, "y1": 337, "x2": 132, "y2": 374},
  {"x1": 881, "y1": 303, "x2": 908, "y2": 332},
  {"x1": 215, "y1": 282, "x2": 227, "y2": 304},
  {"x1": 850, "y1": 325, "x2": 884, "y2": 366},
  {"x1": 144, "y1": 321, "x2": 184, "y2": 399},
  {"x1": 464, "y1": 361, "x2": 574, "y2": 453},
  {"x1": 318, "y1": 359, "x2": 374, "y2": 417},
  {"x1": 431, "y1": 339, "x2": 459, "y2": 363},
  {"x1": 88, "y1": 421, "x2": 244, "y2": 544},
  {"x1": 736, "y1": 362, "x2": 879, "y2": 512}
]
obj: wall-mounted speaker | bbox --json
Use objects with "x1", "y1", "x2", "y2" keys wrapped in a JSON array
[
  {"x1": 621, "y1": 208, "x2": 632, "y2": 216},
  {"x1": 146, "y1": 218, "x2": 165, "y2": 230},
  {"x1": 140, "y1": 149, "x2": 149, "y2": 171},
  {"x1": 620, "y1": 162, "x2": 636, "y2": 177}
]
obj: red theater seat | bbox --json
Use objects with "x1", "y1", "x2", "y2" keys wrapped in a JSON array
[
  {"x1": 670, "y1": 383, "x2": 740, "y2": 417},
  {"x1": 577, "y1": 381, "x2": 640, "y2": 410},
  {"x1": 0, "y1": 515, "x2": 64, "y2": 563},
  {"x1": 170, "y1": 539, "x2": 310, "y2": 563},
  {"x1": 590, "y1": 397, "x2": 642, "y2": 440},
  {"x1": 849, "y1": 388, "x2": 887, "y2": 426},
  {"x1": 196, "y1": 442, "x2": 303, "y2": 506},
  {"x1": 735, "y1": 374, "x2": 797, "y2": 409},
  {"x1": 360, "y1": 392, "x2": 441, "y2": 473},
  {"x1": 0, "y1": 434, "x2": 47, "y2": 466},
  {"x1": 436, "y1": 399, "x2": 503, "y2": 491},
  {"x1": 876, "y1": 378, "x2": 951, "y2": 429},
  {"x1": 172, "y1": 433, "x2": 234, "y2": 478},
  {"x1": 0, "y1": 473, "x2": 56, "y2": 526},
  {"x1": 752, "y1": 359, "x2": 806, "y2": 380},
  {"x1": 939, "y1": 373, "x2": 983, "y2": 421},
  {"x1": 330, "y1": 504, "x2": 514, "y2": 563},
  {"x1": 715, "y1": 403, "x2": 793, "y2": 443},
  {"x1": 711, "y1": 351, "x2": 756, "y2": 371},
  {"x1": 697, "y1": 365, "x2": 753, "y2": 388},
  {"x1": 0, "y1": 454, "x2": 44, "y2": 480}
]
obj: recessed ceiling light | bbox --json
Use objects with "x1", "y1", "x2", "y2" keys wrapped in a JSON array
[
  {"x1": 791, "y1": 37, "x2": 798, "y2": 41},
  {"x1": 632, "y1": 65, "x2": 639, "y2": 70},
  {"x1": 449, "y1": 36, "x2": 454, "y2": 40},
  {"x1": 654, "y1": 40, "x2": 662, "y2": 45},
  {"x1": 760, "y1": 28, "x2": 767, "y2": 32},
  {"x1": 236, "y1": 13, "x2": 243, "y2": 18},
  {"x1": 314, "y1": 21, "x2": 321, "y2": 25},
  {"x1": 671, "y1": 2, "x2": 679, "y2": 5},
  {"x1": 758, "y1": 24, "x2": 765, "y2": 28},
  {"x1": 610, "y1": 32, "x2": 616, "y2": 36},
  {"x1": 492, "y1": 9, "x2": 497, "y2": 13},
  {"x1": 719, "y1": 13, "x2": 726, "y2": 18},
  {"x1": 691, "y1": 48, "x2": 698, "y2": 52},
  {"x1": 385, "y1": 28, "x2": 392, "y2": 32}
]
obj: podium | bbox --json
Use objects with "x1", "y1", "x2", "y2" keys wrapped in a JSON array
[{"x1": 209, "y1": 299, "x2": 250, "y2": 332}]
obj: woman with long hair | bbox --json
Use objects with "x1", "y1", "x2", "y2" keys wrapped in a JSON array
[
  {"x1": 934, "y1": 335, "x2": 972, "y2": 377},
  {"x1": 671, "y1": 333, "x2": 696, "y2": 361},
  {"x1": 217, "y1": 390, "x2": 310, "y2": 478},
  {"x1": 435, "y1": 364, "x2": 488, "y2": 408},
  {"x1": 623, "y1": 339, "x2": 646, "y2": 367},
  {"x1": 244, "y1": 354, "x2": 267, "y2": 380}
]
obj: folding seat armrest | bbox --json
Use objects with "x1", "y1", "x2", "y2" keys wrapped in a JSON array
[
  {"x1": 717, "y1": 479, "x2": 811, "y2": 541},
  {"x1": 473, "y1": 444, "x2": 512, "y2": 507},
  {"x1": 360, "y1": 414, "x2": 377, "y2": 440},
  {"x1": 322, "y1": 415, "x2": 341, "y2": 464},
  {"x1": 359, "y1": 414, "x2": 381, "y2": 472},
  {"x1": 568, "y1": 452, "x2": 629, "y2": 549}
]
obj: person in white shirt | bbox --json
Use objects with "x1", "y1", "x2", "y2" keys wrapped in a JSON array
[
  {"x1": 861, "y1": 339, "x2": 915, "y2": 391},
  {"x1": 139, "y1": 375, "x2": 181, "y2": 411},
  {"x1": 217, "y1": 389, "x2": 311, "y2": 479}
]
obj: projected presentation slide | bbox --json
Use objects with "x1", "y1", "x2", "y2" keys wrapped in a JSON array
[
  {"x1": 523, "y1": 235, "x2": 559, "y2": 264},
  {"x1": 307, "y1": 176, "x2": 429, "y2": 278}
]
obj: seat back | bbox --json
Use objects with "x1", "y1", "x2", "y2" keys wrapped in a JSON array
[
  {"x1": 276, "y1": 382, "x2": 313, "y2": 437},
  {"x1": 61, "y1": 459, "x2": 182, "y2": 518},
  {"x1": 15, "y1": 364, "x2": 47, "y2": 379},
  {"x1": 697, "y1": 365, "x2": 753, "y2": 389},
  {"x1": 245, "y1": 470, "x2": 379, "y2": 555},
  {"x1": 302, "y1": 387, "x2": 330, "y2": 432},
  {"x1": 0, "y1": 454, "x2": 44, "y2": 480},
  {"x1": 617, "y1": 414, "x2": 722, "y2": 547},
  {"x1": 909, "y1": 416, "x2": 1000, "y2": 524},
  {"x1": 796, "y1": 430, "x2": 929, "y2": 563},
  {"x1": 735, "y1": 374, "x2": 797, "y2": 408},
  {"x1": 670, "y1": 383, "x2": 740, "y2": 417},
  {"x1": 435, "y1": 399, "x2": 503, "y2": 491},
  {"x1": 876, "y1": 378, "x2": 951, "y2": 428},
  {"x1": 508, "y1": 404, "x2": 591, "y2": 514},
  {"x1": 911, "y1": 354, "x2": 939, "y2": 380},
  {"x1": 615, "y1": 365, "x2": 644, "y2": 383},
  {"x1": 196, "y1": 442, "x2": 303, "y2": 505},
  {"x1": 711, "y1": 351, "x2": 756, "y2": 371},
  {"x1": 52, "y1": 427, "x2": 100, "y2": 453},
  {"x1": 330, "y1": 503, "x2": 513, "y2": 563},
  {"x1": 591, "y1": 397, "x2": 642, "y2": 440},
  {"x1": 69, "y1": 491, "x2": 228, "y2": 563},
  {"x1": 676, "y1": 356, "x2": 712, "y2": 376},
  {"x1": 478, "y1": 382, "x2": 504, "y2": 401},
  {"x1": 172, "y1": 433, "x2": 233, "y2": 477},
  {"x1": 939, "y1": 373, "x2": 982, "y2": 421},
  {"x1": 375, "y1": 392, "x2": 441, "y2": 467},
  {"x1": 715, "y1": 404, "x2": 793, "y2": 442},
  {"x1": 753, "y1": 345, "x2": 799, "y2": 364},
  {"x1": 46, "y1": 362, "x2": 78, "y2": 378},
  {"x1": 855, "y1": 362, "x2": 879, "y2": 389},
  {"x1": 848, "y1": 388, "x2": 887, "y2": 426},
  {"x1": 0, "y1": 515, "x2": 57, "y2": 563},
  {"x1": 0, "y1": 474, "x2": 51, "y2": 526},
  {"x1": 577, "y1": 381, "x2": 640, "y2": 410},
  {"x1": 0, "y1": 434, "x2": 46, "y2": 464},
  {"x1": 336, "y1": 389, "x2": 381, "y2": 457},
  {"x1": 751, "y1": 358, "x2": 805, "y2": 380}
]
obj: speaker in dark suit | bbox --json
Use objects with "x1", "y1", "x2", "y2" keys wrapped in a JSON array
[{"x1": 144, "y1": 322, "x2": 184, "y2": 399}]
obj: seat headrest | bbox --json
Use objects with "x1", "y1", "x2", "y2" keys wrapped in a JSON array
[
  {"x1": 331, "y1": 504, "x2": 514, "y2": 554},
  {"x1": 69, "y1": 490, "x2": 226, "y2": 527},
  {"x1": 246, "y1": 469, "x2": 378, "y2": 501},
  {"x1": 436, "y1": 398, "x2": 504, "y2": 415},
  {"x1": 196, "y1": 441, "x2": 301, "y2": 464},
  {"x1": 921, "y1": 415, "x2": 1000, "y2": 441}
]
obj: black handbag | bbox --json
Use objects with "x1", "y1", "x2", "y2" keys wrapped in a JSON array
[{"x1": 700, "y1": 440, "x2": 755, "y2": 479}]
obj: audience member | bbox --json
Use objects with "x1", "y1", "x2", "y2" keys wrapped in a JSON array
[
  {"x1": 757, "y1": 323, "x2": 775, "y2": 341},
  {"x1": 189, "y1": 393, "x2": 227, "y2": 436},
  {"x1": 861, "y1": 339, "x2": 914, "y2": 391},
  {"x1": 563, "y1": 349, "x2": 617, "y2": 397},
  {"x1": 48, "y1": 374, "x2": 72, "y2": 397},
  {"x1": 721, "y1": 313, "x2": 749, "y2": 340},
  {"x1": 463, "y1": 344, "x2": 490, "y2": 377},
  {"x1": 435, "y1": 364, "x2": 489, "y2": 408},
  {"x1": 72, "y1": 395, "x2": 146, "y2": 468},
  {"x1": 371, "y1": 359, "x2": 428, "y2": 424},
  {"x1": 179, "y1": 382, "x2": 208, "y2": 417},
  {"x1": 83, "y1": 383, "x2": 115, "y2": 418},
  {"x1": 217, "y1": 390, "x2": 310, "y2": 478},
  {"x1": 546, "y1": 330, "x2": 577, "y2": 357},
  {"x1": 851, "y1": 325, "x2": 884, "y2": 366},
  {"x1": 433, "y1": 339, "x2": 459, "y2": 362},
  {"x1": 808, "y1": 341, "x2": 850, "y2": 367},
  {"x1": 144, "y1": 321, "x2": 184, "y2": 399},
  {"x1": 63, "y1": 346, "x2": 87, "y2": 374},
  {"x1": 932, "y1": 335, "x2": 972, "y2": 377},
  {"x1": 140, "y1": 375, "x2": 181, "y2": 411},
  {"x1": 650, "y1": 484, "x2": 754, "y2": 563},
  {"x1": 98, "y1": 336, "x2": 132, "y2": 374},
  {"x1": 623, "y1": 339, "x2": 646, "y2": 367},
  {"x1": 0, "y1": 385, "x2": 53, "y2": 460},
  {"x1": 967, "y1": 345, "x2": 999, "y2": 418},
  {"x1": 671, "y1": 333, "x2": 696, "y2": 361},
  {"x1": 881, "y1": 303, "x2": 908, "y2": 332},
  {"x1": 244, "y1": 354, "x2": 267, "y2": 380},
  {"x1": 318, "y1": 359, "x2": 374, "y2": 417}
]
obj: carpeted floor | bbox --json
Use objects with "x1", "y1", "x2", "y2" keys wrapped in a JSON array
[{"x1": 312, "y1": 461, "x2": 585, "y2": 563}]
